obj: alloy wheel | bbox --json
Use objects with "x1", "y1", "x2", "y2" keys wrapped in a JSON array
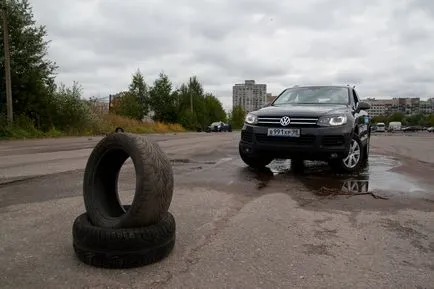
[{"x1": 343, "y1": 139, "x2": 361, "y2": 169}]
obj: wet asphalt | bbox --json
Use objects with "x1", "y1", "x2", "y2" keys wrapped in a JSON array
[{"x1": 0, "y1": 132, "x2": 434, "y2": 289}]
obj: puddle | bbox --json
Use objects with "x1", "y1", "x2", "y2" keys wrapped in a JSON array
[{"x1": 264, "y1": 154, "x2": 432, "y2": 200}]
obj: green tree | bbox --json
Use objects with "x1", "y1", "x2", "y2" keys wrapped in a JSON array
[
  {"x1": 0, "y1": 0, "x2": 57, "y2": 129},
  {"x1": 388, "y1": 112, "x2": 405, "y2": 123},
  {"x1": 229, "y1": 105, "x2": 246, "y2": 129},
  {"x1": 187, "y1": 76, "x2": 206, "y2": 127},
  {"x1": 203, "y1": 93, "x2": 226, "y2": 125},
  {"x1": 426, "y1": 114, "x2": 434, "y2": 126},
  {"x1": 148, "y1": 72, "x2": 177, "y2": 123},
  {"x1": 175, "y1": 76, "x2": 207, "y2": 129},
  {"x1": 405, "y1": 113, "x2": 425, "y2": 126},
  {"x1": 50, "y1": 81, "x2": 100, "y2": 133},
  {"x1": 371, "y1": 115, "x2": 388, "y2": 124},
  {"x1": 128, "y1": 69, "x2": 148, "y2": 118},
  {"x1": 112, "y1": 91, "x2": 142, "y2": 120}
]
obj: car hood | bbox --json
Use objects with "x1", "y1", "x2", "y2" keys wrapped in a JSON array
[{"x1": 253, "y1": 104, "x2": 350, "y2": 117}]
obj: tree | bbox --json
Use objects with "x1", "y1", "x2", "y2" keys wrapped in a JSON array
[
  {"x1": 0, "y1": 0, "x2": 57, "y2": 129},
  {"x1": 405, "y1": 113, "x2": 425, "y2": 126},
  {"x1": 203, "y1": 93, "x2": 226, "y2": 125},
  {"x1": 426, "y1": 114, "x2": 434, "y2": 126},
  {"x1": 187, "y1": 76, "x2": 206, "y2": 127},
  {"x1": 148, "y1": 72, "x2": 177, "y2": 123},
  {"x1": 49, "y1": 81, "x2": 98, "y2": 133},
  {"x1": 388, "y1": 112, "x2": 405, "y2": 123},
  {"x1": 128, "y1": 69, "x2": 148, "y2": 118},
  {"x1": 111, "y1": 91, "x2": 142, "y2": 120},
  {"x1": 229, "y1": 105, "x2": 246, "y2": 129}
]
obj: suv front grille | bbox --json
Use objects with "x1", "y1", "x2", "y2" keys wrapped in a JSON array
[
  {"x1": 322, "y1": 135, "x2": 345, "y2": 146},
  {"x1": 241, "y1": 130, "x2": 253, "y2": 143},
  {"x1": 257, "y1": 116, "x2": 319, "y2": 127},
  {"x1": 256, "y1": 134, "x2": 316, "y2": 146}
]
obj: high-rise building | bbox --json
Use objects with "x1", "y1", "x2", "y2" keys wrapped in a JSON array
[{"x1": 232, "y1": 80, "x2": 267, "y2": 112}]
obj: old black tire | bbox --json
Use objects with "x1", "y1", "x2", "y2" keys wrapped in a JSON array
[
  {"x1": 115, "y1": 127, "x2": 124, "y2": 133},
  {"x1": 83, "y1": 133, "x2": 174, "y2": 229},
  {"x1": 72, "y1": 206, "x2": 176, "y2": 269},
  {"x1": 330, "y1": 134, "x2": 365, "y2": 173},
  {"x1": 239, "y1": 144, "x2": 273, "y2": 169}
]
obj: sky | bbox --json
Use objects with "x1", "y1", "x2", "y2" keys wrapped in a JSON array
[{"x1": 31, "y1": 0, "x2": 434, "y2": 110}]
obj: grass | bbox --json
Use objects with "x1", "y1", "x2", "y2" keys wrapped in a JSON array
[
  {"x1": 101, "y1": 114, "x2": 185, "y2": 134},
  {"x1": 0, "y1": 114, "x2": 186, "y2": 140}
]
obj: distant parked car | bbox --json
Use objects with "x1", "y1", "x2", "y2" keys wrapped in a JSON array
[
  {"x1": 427, "y1": 127, "x2": 434, "y2": 133},
  {"x1": 206, "y1": 121, "x2": 232, "y2": 132},
  {"x1": 376, "y1": 122, "x2": 386, "y2": 132},
  {"x1": 388, "y1": 121, "x2": 402, "y2": 132},
  {"x1": 402, "y1": 126, "x2": 419, "y2": 132}
]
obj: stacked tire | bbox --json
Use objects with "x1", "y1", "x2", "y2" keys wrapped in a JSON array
[{"x1": 72, "y1": 133, "x2": 176, "y2": 269}]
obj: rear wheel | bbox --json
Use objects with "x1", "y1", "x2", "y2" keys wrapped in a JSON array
[
  {"x1": 330, "y1": 134, "x2": 364, "y2": 173},
  {"x1": 239, "y1": 145, "x2": 273, "y2": 169}
]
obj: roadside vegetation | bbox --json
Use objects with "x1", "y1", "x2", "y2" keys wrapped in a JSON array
[
  {"x1": 0, "y1": 0, "x2": 246, "y2": 140},
  {"x1": 371, "y1": 112, "x2": 434, "y2": 127}
]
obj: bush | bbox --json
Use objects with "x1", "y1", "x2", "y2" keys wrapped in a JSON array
[
  {"x1": 0, "y1": 112, "x2": 186, "y2": 140},
  {"x1": 101, "y1": 114, "x2": 185, "y2": 134}
]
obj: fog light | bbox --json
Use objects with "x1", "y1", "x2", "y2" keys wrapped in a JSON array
[{"x1": 331, "y1": 153, "x2": 338, "y2": 158}]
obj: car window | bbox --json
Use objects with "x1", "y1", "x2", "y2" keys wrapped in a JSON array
[{"x1": 273, "y1": 87, "x2": 350, "y2": 105}]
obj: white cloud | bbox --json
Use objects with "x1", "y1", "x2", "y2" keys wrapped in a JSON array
[{"x1": 31, "y1": 0, "x2": 434, "y2": 110}]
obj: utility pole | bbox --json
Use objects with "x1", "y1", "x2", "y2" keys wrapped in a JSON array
[
  {"x1": 190, "y1": 94, "x2": 193, "y2": 113},
  {"x1": 1, "y1": 7, "x2": 13, "y2": 122}
]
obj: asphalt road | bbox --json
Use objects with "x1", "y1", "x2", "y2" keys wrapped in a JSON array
[{"x1": 1, "y1": 132, "x2": 434, "y2": 289}]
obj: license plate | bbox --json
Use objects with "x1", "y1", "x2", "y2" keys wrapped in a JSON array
[{"x1": 267, "y1": 128, "x2": 300, "y2": 137}]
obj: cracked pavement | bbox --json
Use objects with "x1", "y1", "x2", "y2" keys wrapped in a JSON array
[{"x1": 1, "y1": 132, "x2": 434, "y2": 289}]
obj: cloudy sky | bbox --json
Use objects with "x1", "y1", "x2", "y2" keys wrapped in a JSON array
[{"x1": 31, "y1": 0, "x2": 434, "y2": 110}]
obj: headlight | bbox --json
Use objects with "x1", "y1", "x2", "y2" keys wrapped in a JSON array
[
  {"x1": 245, "y1": 113, "x2": 258, "y2": 124},
  {"x1": 317, "y1": 115, "x2": 348, "y2": 126}
]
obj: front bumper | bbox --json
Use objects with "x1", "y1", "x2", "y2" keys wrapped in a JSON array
[{"x1": 239, "y1": 123, "x2": 353, "y2": 160}]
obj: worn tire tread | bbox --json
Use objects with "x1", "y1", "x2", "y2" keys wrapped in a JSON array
[
  {"x1": 83, "y1": 133, "x2": 174, "y2": 228},
  {"x1": 72, "y1": 209, "x2": 176, "y2": 269}
]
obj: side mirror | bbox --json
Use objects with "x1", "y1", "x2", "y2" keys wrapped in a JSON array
[{"x1": 356, "y1": 101, "x2": 370, "y2": 111}]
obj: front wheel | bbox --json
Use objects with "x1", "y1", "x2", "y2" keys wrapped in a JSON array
[
  {"x1": 362, "y1": 135, "x2": 370, "y2": 163},
  {"x1": 239, "y1": 145, "x2": 273, "y2": 169},
  {"x1": 330, "y1": 134, "x2": 365, "y2": 173}
]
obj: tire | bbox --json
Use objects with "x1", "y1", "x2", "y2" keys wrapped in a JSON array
[
  {"x1": 330, "y1": 134, "x2": 365, "y2": 173},
  {"x1": 362, "y1": 135, "x2": 370, "y2": 163},
  {"x1": 239, "y1": 144, "x2": 273, "y2": 169},
  {"x1": 72, "y1": 206, "x2": 176, "y2": 269},
  {"x1": 115, "y1": 127, "x2": 124, "y2": 133},
  {"x1": 83, "y1": 133, "x2": 174, "y2": 229},
  {"x1": 291, "y1": 158, "x2": 305, "y2": 173}
]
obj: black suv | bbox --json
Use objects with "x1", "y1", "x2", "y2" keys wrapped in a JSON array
[{"x1": 239, "y1": 85, "x2": 371, "y2": 173}]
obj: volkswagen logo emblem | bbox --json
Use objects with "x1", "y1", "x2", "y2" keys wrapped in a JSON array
[{"x1": 280, "y1": 116, "x2": 291, "y2": 126}]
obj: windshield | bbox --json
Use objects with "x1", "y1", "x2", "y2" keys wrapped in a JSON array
[{"x1": 273, "y1": 86, "x2": 350, "y2": 105}]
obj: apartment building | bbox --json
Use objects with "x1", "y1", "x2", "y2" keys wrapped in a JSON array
[
  {"x1": 364, "y1": 97, "x2": 433, "y2": 116},
  {"x1": 233, "y1": 80, "x2": 267, "y2": 112},
  {"x1": 266, "y1": 93, "x2": 278, "y2": 103}
]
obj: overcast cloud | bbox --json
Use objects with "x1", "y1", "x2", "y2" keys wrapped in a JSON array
[{"x1": 31, "y1": 0, "x2": 434, "y2": 109}]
